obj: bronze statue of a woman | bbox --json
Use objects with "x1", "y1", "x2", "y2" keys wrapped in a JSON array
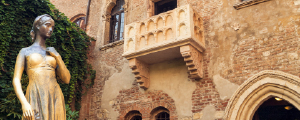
[{"x1": 12, "y1": 14, "x2": 70, "y2": 120}]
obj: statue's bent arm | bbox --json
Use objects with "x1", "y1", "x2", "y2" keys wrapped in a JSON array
[
  {"x1": 55, "y1": 55, "x2": 71, "y2": 84},
  {"x1": 46, "y1": 47, "x2": 71, "y2": 84}
]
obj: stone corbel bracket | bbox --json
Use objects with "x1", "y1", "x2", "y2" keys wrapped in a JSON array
[
  {"x1": 128, "y1": 45, "x2": 204, "y2": 89},
  {"x1": 129, "y1": 58, "x2": 150, "y2": 89},
  {"x1": 180, "y1": 45, "x2": 203, "y2": 79}
]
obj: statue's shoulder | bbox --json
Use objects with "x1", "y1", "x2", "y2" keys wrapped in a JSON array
[
  {"x1": 46, "y1": 47, "x2": 58, "y2": 53},
  {"x1": 19, "y1": 46, "x2": 31, "y2": 53},
  {"x1": 46, "y1": 46, "x2": 56, "y2": 49},
  {"x1": 19, "y1": 46, "x2": 38, "y2": 56},
  {"x1": 19, "y1": 47, "x2": 29, "y2": 54}
]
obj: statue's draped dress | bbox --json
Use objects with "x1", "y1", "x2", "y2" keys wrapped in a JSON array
[{"x1": 23, "y1": 52, "x2": 66, "y2": 120}]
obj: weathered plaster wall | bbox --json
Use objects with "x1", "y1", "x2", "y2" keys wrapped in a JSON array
[
  {"x1": 101, "y1": 60, "x2": 136, "y2": 119},
  {"x1": 191, "y1": 1, "x2": 300, "y2": 118},
  {"x1": 49, "y1": 0, "x2": 102, "y2": 39},
  {"x1": 50, "y1": 0, "x2": 87, "y2": 18},
  {"x1": 199, "y1": 105, "x2": 216, "y2": 120},
  {"x1": 86, "y1": 0, "x2": 103, "y2": 39},
  {"x1": 125, "y1": 0, "x2": 148, "y2": 24},
  {"x1": 87, "y1": 44, "x2": 125, "y2": 120},
  {"x1": 213, "y1": 74, "x2": 238, "y2": 100},
  {"x1": 207, "y1": 0, "x2": 300, "y2": 85},
  {"x1": 148, "y1": 58, "x2": 196, "y2": 119}
]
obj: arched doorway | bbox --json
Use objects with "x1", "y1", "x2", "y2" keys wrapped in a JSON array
[
  {"x1": 224, "y1": 70, "x2": 300, "y2": 120},
  {"x1": 252, "y1": 97, "x2": 300, "y2": 120}
]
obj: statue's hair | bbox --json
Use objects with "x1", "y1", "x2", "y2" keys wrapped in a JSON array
[{"x1": 30, "y1": 14, "x2": 52, "y2": 42}]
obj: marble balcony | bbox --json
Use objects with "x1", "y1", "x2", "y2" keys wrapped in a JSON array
[{"x1": 122, "y1": 4, "x2": 205, "y2": 89}]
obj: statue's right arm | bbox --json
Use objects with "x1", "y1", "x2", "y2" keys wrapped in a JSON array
[{"x1": 12, "y1": 48, "x2": 34, "y2": 119}]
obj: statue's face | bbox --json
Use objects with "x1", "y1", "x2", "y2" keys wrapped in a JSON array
[{"x1": 38, "y1": 17, "x2": 55, "y2": 38}]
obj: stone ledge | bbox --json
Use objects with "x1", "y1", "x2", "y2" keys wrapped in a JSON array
[
  {"x1": 99, "y1": 40, "x2": 124, "y2": 51},
  {"x1": 233, "y1": 0, "x2": 271, "y2": 10}
]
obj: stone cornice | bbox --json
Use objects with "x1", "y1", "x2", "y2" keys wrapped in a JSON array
[
  {"x1": 99, "y1": 40, "x2": 124, "y2": 51},
  {"x1": 233, "y1": 0, "x2": 271, "y2": 10}
]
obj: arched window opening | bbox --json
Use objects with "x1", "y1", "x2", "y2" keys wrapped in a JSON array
[
  {"x1": 125, "y1": 110, "x2": 142, "y2": 120},
  {"x1": 150, "y1": 106, "x2": 170, "y2": 120},
  {"x1": 131, "y1": 115, "x2": 142, "y2": 120},
  {"x1": 73, "y1": 17, "x2": 86, "y2": 29},
  {"x1": 155, "y1": 112, "x2": 170, "y2": 120},
  {"x1": 110, "y1": 0, "x2": 125, "y2": 43},
  {"x1": 154, "y1": 0, "x2": 177, "y2": 15},
  {"x1": 252, "y1": 97, "x2": 300, "y2": 120}
]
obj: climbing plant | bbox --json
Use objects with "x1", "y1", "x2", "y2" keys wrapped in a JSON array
[{"x1": 0, "y1": 0, "x2": 95, "y2": 119}]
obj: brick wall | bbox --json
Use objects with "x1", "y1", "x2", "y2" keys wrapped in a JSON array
[{"x1": 115, "y1": 86, "x2": 177, "y2": 120}]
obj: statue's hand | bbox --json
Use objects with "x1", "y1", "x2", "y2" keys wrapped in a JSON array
[
  {"x1": 46, "y1": 47, "x2": 60, "y2": 58},
  {"x1": 22, "y1": 102, "x2": 34, "y2": 120}
]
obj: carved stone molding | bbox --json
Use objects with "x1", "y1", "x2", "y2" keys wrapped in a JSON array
[
  {"x1": 129, "y1": 58, "x2": 150, "y2": 89},
  {"x1": 147, "y1": 0, "x2": 155, "y2": 17},
  {"x1": 180, "y1": 45, "x2": 203, "y2": 79},
  {"x1": 224, "y1": 70, "x2": 300, "y2": 120},
  {"x1": 70, "y1": 13, "x2": 86, "y2": 22},
  {"x1": 122, "y1": 4, "x2": 205, "y2": 56},
  {"x1": 123, "y1": 0, "x2": 129, "y2": 13},
  {"x1": 102, "y1": 0, "x2": 117, "y2": 21},
  {"x1": 102, "y1": 14, "x2": 111, "y2": 21},
  {"x1": 99, "y1": 40, "x2": 124, "y2": 51},
  {"x1": 233, "y1": 0, "x2": 271, "y2": 10}
]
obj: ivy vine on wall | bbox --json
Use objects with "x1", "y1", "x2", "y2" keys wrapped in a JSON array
[{"x1": 0, "y1": 0, "x2": 95, "y2": 119}]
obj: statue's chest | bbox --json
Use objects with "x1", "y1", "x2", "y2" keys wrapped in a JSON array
[{"x1": 25, "y1": 53, "x2": 57, "y2": 69}]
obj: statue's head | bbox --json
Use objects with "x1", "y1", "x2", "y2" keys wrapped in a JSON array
[{"x1": 30, "y1": 14, "x2": 55, "y2": 42}]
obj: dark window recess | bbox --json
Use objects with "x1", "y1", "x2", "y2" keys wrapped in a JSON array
[
  {"x1": 73, "y1": 17, "x2": 85, "y2": 29},
  {"x1": 130, "y1": 116, "x2": 142, "y2": 120},
  {"x1": 155, "y1": 0, "x2": 177, "y2": 15},
  {"x1": 252, "y1": 97, "x2": 300, "y2": 120},
  {"x1": 156, "y1": 112, "x2": 170, "y2": 120},
  {"x1": 109, "y1": 0, "x2": 125, "y2": 43}
]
